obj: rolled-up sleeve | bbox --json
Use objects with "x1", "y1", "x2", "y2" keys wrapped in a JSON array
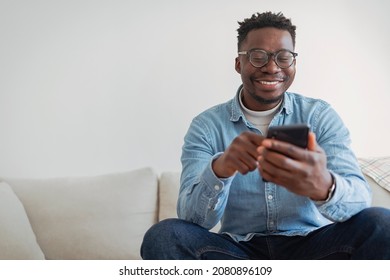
[
  {"x1": 177, "y1": 117, "x2": 234, "y2": 229},
  {"x1": 313, "y1": 104, "x2": 371, "y2": 221}
]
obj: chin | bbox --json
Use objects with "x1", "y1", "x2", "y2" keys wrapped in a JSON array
[{"x1": 250, "y1": 91, "x2": 284, "y2": 105}]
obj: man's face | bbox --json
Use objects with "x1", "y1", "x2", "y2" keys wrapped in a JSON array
[{"x1": 235, "y1": 27, "x2": 296, "y2": 111}]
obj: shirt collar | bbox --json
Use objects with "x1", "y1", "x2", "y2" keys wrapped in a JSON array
[{"x1": 230, "y1": 84, "x2": 293, "y2": 122}]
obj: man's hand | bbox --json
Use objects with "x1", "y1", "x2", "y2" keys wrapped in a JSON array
[
  {"x1": 212, "y1": 131, "x2": 265, "y2": 178},
  {"x1": 257, "y1": 132, "x2": 333, "y2": 200}
]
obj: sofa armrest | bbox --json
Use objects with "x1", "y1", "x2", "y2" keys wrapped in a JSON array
[
  {"x1": 358, "y1": 157, "x2": 390, "y2": 208},
  {"x1": 0, "y1": 181, "x2": 45, "y2": 259},
  {"x1": 158, "y1": 172, "x2": 181, "y2": 221},
  {"x1": 364, "y1": 175, "x2": 390, "y2": 208}
]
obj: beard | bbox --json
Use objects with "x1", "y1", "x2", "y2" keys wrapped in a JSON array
[{"x1": 248, "y1": 90, "x2": 284, "y2": 105}]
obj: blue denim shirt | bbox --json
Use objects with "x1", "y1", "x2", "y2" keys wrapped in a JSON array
[{"x1": 178, "y1": 85, "x2": 371, "y2": 242}]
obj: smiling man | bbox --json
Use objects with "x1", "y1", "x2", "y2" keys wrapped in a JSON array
[
  {"x1": 141, "y1": 12, "x2": 390, "y2": 260},
  {"x1": 236, "y1": 27, "x2": 296, "y2": 110}
]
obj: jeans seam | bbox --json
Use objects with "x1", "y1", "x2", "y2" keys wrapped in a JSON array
[
  {"x1": 196, "y1": 246, "x2": 250, "y2": 260},
  {"x1": 311, "y1": 245, "x2": 354, "y2": 259},
  {"x1": 265, "y1": 237, "x2": 274, "y2": 259}
]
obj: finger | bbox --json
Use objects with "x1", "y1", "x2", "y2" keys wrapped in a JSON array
[
  {"x1": 224, "y1": 149, "x2": 259, "y2": 175},
  {"x1": 307, "y1": 132, "x2": 316, "y2": 151},
  {"x1": 246, "y1": 132, "x2": 265, "y2": 146},
  {"x1": 307, "y1": 132, "x2": 326, "y2": 155},
  {"x1": 245, "y1": 134, "x2": 265, "y2": 158},
  {"x1": 258, "y1": 156, "x2": 296, "y2": 185},
  {"x1": 260, "y1": 148, "x2": 303, "y2": 174},
  {"x1": 258, "y1": 161, "x2": 272, "y2": 181},
  {"x1": 261, "y1": 138, "x2": 306, "y2": 160},
  {"x1": 236, "y1": 154, "x2": 259, "y2": 174},
  {"x1": 235, "y1": 132, "x2": 264, "y2": 159}
]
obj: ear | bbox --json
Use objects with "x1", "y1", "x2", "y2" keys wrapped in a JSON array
[{"x1": 235, "y1": 57, "x2": 241, "y2": 74}]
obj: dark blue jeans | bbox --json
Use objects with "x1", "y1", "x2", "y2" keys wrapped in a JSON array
[{"x1": 141, "y1": 207, "x2": 390, "y2": 259}]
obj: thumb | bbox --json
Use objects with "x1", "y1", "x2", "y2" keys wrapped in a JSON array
[{"x1": 307, "y1": 132, "x2": 317, "y2": 151}]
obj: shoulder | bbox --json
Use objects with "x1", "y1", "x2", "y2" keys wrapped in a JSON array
[
  {"x1": 284, "y1": 91, "x2": 334, "y2": 121},
  {"x1": 285, "y1": 91, "x2": 330, "y2": 108},
  {"x1": 193, "y1": 98, "x2": 234, "y2": 122},
  {"x1": 283, "y1": 92, "x2": 345, "y2": 134}
]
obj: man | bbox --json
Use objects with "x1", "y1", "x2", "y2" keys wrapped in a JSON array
[{"x1": 141, "y1": 12, "x2": 390, "y2": 259}]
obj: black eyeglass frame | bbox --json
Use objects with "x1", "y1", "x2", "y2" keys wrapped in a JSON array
[{"x1": 237, "y1": 49, "x2": 298, "y2": 69}]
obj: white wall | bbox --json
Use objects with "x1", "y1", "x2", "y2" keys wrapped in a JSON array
[{"x1": 1, "y1": 0, "x2": 389, "y2": 178}]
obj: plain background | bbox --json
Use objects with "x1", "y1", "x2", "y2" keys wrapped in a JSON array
[{"x1": 1, "y1": 0, "x2": 389, "y2": 178}]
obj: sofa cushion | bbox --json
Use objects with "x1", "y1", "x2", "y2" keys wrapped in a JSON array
[
  {"x1": 158, "y1": 172, "x2": 181, "y2": 221},
  {"x1": 159, "y1": 171, "x2": 221, "y2": 232},
  {"x1": 5, "y1": 167, "x2": 158, "y2": 260},
  {"x1": 0, "y1": 181, "x2": 45, "y2": 259},
  {"x1": 358, "y1": 157, "x2": 390, "y2": 208},
  {"x1": 358, "y1": 157, "x2": 390, "y2": 192},
  {"x1": 363, "y1": 175, "x2": 390, "y2": 208}
]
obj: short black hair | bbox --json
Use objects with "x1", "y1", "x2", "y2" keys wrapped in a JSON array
[{"x1": 237, "y1": 12, "x2": 296, "y2": 50}]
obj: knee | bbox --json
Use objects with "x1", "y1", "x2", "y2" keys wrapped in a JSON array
[
  {"x1": 143, "y1": 218, "x2": 181, "y2": 243},
  {"x1": 354, "y1": 207, "x2": 390, "y2": 235},
  {"x1": 140, "y1": 218, "x2": 192, "y2": 259}
]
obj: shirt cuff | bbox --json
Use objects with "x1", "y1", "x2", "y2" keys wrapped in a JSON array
[
  {"x1": 313, "y1": 172, "x2": 336, "y2": 205},
  {"x1": 202, "y1": 152, "x2": 235, "y2": 196}
]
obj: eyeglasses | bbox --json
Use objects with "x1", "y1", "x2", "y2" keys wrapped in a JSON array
[{"x1": 238, "y1": 49, "x2": 298, "y2": 69}]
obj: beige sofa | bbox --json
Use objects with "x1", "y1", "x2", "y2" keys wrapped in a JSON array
[{"x1": 1, "y1": 157, "x2": 389, "y2": 260}]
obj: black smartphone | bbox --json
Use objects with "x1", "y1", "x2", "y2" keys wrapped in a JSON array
[{"x1": 266, "y1": 124, "x2": 310, "y2": 148}]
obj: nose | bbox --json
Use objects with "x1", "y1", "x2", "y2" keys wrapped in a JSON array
[{"x1": 261, "y1": 57, "x2": 281, "y2": 74}]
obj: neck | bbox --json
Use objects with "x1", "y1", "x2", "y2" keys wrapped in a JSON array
[{"x1": 241, "y1": 90, "x2": 284, "y2": 111}]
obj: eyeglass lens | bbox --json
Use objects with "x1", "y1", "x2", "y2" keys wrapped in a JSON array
[{"x1": 250, "y1": 50, "x2": 295, "y2": 68}]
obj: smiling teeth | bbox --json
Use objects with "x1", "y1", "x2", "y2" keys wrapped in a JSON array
[{"x1": 260, "y1": 81, "x2": 278, "y2": 85}]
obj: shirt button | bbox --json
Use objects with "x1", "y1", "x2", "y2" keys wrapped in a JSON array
[
  {"x1": 267, "y1": 195, "x2": 273, "y2": 200},
  {"x1": 214, "y1": 185, "x2": 220, "y2": 191}
]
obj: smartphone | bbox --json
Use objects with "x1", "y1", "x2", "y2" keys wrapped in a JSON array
[{"x1": 266, "y1": 124, "x2": 310, "y2": 148}]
